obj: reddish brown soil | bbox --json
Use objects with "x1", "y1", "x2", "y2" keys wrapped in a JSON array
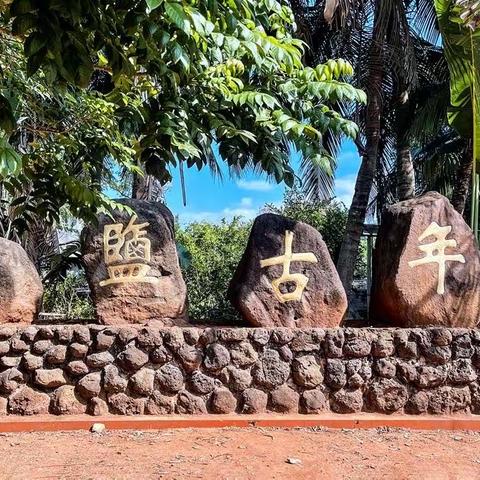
[{"x1": 1, "y1": 427, "x2": 479, "y2": 479}]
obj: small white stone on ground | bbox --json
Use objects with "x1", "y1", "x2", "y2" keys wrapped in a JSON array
[
  {"x1": 286, "y1": 458, "x2": 302, "y2": 465},
  {"x1": 90, "y1": 423, "x2": 106, "y2": 434}
]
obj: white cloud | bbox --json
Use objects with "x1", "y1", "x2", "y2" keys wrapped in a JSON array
[
  {"x1": 222, "y1": 206, "x2": 257, "y2": 220},
  {"x1": 239, "y1": 197, "x2": 253, "y2": 207},
  {"x1": 177, "y1": 198, "x2": 259, "y2": 225},
  {"x1": 237, "y1": 179, "x2": 274, "y2": 192},
  {"x1": 334, "y1": 174, "x2": 357, "y2": 207},
  {"x1": 178, "y1": 211, "x2": 225, "y2": 224}
]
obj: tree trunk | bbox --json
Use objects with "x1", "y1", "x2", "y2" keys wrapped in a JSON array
[
  {"x1": 131, "y1": 173, "x2": 163, "y2": 201},
  {"x1": 451, "y1": 143, "x2": 473, "y2": 214},
  {"x1": 396, "y1": 143, "x2": 415, "y2": 201},
  {"x1": 336, "y1": 6, "x2": 384, "y2": 295}
]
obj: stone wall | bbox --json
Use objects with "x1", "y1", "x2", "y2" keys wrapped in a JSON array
[{"x1": 0, "y1": 325, "x2": 479, "y2": 416}]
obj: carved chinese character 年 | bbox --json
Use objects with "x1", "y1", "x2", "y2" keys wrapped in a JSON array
[{"x1": 408, "y1": 221, "x2": 465, "y2": 294}]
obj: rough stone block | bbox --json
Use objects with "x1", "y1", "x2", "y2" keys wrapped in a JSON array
[
  {"x1": 77, "y1": 372, "x2": 102, "y2": 399},
  {"x1": 34, "y1": 369, "x2": 67, "y2": 389},
  {"x1": 9, "y1": 387, "x2": 50, "y2": 415},
  {"x1": 176, "y1": 391, "x2": 206, "y2": 415},
  {"x1": 0, "y1": 239, "x2": 43, "y2": 324},
  {"x1": 86, "y1": 351, "x2": 115, "y2": 369},
  {"x1": 330, "y1": 389, "x2": 363, "y2": 413},
  {"x1": 210, "y1": 388, "x2": 237, "y2": 414},
  {"x1": 108, "y1": 393, "x2": 145, "y2": 415},
  {"x1": 145, "y1": 392, "x2": 175, "y2": 415},
  {"x1": 82, "y1": 199, "x2": 187, "y2": 325},
  {"x1": 51, "y1": 385, "x2": 85, "y2": 415},
  {"x1": 270, "y1": 385, "x2": 299, "y2": 413},
  {"x1": 203, "y1": 343, "x2": 230, "y2": 372},
  {"x1": 156, "y1": 364, "x2": 184, "y2": 393},
  {"x1": 301, "y1": 388, "x2": 328, "y2": 414},
  {"x1": 367, "y1": 378, "x2": 408, "y2": 413},
  {"x1": 45, "y1": 345, "x2": 67, "y2": 365},
  {"x1": 241, "y1": 388, "x2": 268, "y2": 414},
  {"x1": 292, "y1": 355, "x2": 323, "y2": 388},
  {"x1": 252, "y1": 349, "x2": 290, "y2": 389},
  {"x1": 130, "y1": 368, "x2": 155, "y2": 396}
]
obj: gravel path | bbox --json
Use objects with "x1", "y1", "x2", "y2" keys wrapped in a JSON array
[{"x1": 1, "y1": 427, "x2": 479, "y2": 479}]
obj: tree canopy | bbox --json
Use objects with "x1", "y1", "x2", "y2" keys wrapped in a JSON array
[{"x1": 0, "y1": 0, "x2": 365, "y2": 235}]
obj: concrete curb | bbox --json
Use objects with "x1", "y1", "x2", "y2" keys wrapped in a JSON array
[{"x1": 1, "y1": 414, "x2": 480, "y2": 432}]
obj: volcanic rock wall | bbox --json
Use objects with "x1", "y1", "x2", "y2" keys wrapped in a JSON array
[{"x1": 0, "y1": 325, "x2": 479, "y2": 416}]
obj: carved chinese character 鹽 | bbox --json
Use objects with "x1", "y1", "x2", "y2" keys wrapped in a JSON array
[{"x1": 99, "y1": 214, "x2": 158, "y2": 287}]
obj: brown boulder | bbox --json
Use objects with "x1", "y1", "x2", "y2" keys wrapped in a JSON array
[
  {"x1": 51, "y1": 385, "x2": 86, "y2": 415},
  {"x1": 0, "y1": 238, "x2": 43, "y2": 324},
  {"x1": 370, "y1": 192, "x2": 480, "y2": 327},
  {"x1": 228, "y1": 213, "x2": 347, "y2": 327},
  {"x1": 8, "y1": 386, "x2": 50, "y2": 415},
  {"x1": 81, "y1": 199, "x2": 187, "y2": 325}
]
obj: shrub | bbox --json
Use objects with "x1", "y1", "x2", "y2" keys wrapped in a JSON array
[
  {"x1": 42, "y1": 270, "x2": 94, "y2": 319},
  {"x1": 176, "y1": 219, "x2": 251, "y2": 324},
  {"x1": 176, "y1": 189, "x2": 368, "y2": 323},
  {"x1": 266, "y1": 189, "x2": 367, "y2": 279}
]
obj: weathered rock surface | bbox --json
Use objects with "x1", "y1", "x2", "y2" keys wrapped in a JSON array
[
  {"x1": 77, "y1": 372, "x2": 102, "y2": 399},
  {"x1": 89, "y1": 397, "x2": 109, "y2": 416},
  {"x1": 34, "y1": 369, "x2": 66, "y2": 389},
  {"x1": 8, "y1": 386, "x2": 50, "y2": 415},
  {"x1": 51, "y1": 385, "x2": 85, "y2": 415},
  {"x1": 301, "y1": 388, "x2": 328, "y2": 413},
  {"x1": 0, "y1": 238, "x2": 43, "y2": 324},
  {"x1": 1, "y1": 325, "x2": 480, "y2": 417},
  {"x1": 210, "y1": 388, "x2": 237, "y2": 414},
  {"x1": 175, "y1": 391, "x2": 207, "y2": 415},
  {"x1": 81, "y1": 199, "x2": 187, "y2": 325},
  {"x1": 145, "y1": 392, "x2": 175, "y2": 415},
  {"x1": 108, "y1": 393, "x2": 145, "y2": 415},
  {"x1": 270, "y1": 385, "x2": 299, "y2": 413},
  {"x1": 228, "y1": 213, "x2": 347, "y2": 327},
  {"x1": 241, "y1": 388, "x2": 268, "y2": 414},
  {"x1": 370, "y1": 192, "x2": 480, "y2": 327}
]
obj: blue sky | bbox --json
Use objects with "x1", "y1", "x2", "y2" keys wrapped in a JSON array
[{"x1": 166, "y1": 139, "x2": 361, "y2": 224}]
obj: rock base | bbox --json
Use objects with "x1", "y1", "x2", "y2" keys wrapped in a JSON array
[{"x1": 1, "y1": 325, "x2": 480, "y2": 416}]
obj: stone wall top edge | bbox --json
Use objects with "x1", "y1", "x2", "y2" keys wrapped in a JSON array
[{"x1": 0, "y1": 324, "x2": 479, "y2": 334}]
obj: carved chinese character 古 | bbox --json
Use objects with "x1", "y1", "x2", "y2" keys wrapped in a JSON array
[
  {"x1": 260, "y1": 230, "x2": 317, "y2": 303},
  {"x1": 408, "y1": 221, "x2": 465, "y2": 295},
  {"x1": 100, "y1": 214, "x2": 158, "y2": 287}
]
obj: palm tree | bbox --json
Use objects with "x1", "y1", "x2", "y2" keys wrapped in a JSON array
[
  {"x1": 290, "y1": 0, "x2": 440, "y2": 293},
  {"x1": 434, "y1": 0, "x2": 479, "y2": 235}
]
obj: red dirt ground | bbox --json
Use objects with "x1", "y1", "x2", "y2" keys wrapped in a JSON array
[{"x1": 0, "y1": 426, "x2": 479, "y2": 479}]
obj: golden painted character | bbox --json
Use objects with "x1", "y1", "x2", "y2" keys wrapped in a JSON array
[
  {"x1": 408, "y1": 221, "x2": 465, "y2": 294},
  {"x1": 260, "y1": 230, "x2": 318, "y2": 303},
  {"x1": 99, "y1": 214, "x2": 158, "y2": 287}
]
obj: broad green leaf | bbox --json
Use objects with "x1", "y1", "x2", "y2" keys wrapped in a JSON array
[
  {"x1": 0, "y1": 95, "x2": 16, "y2": 133},
  {"x1": 435, "y1": 0, "x2": 479, "y2": 140},
  {"x1": 146, "y1": 0, "x2": 163, "y2": 10},
  {"x1": 165, "y1": 2, "x2": 191, "y2": 35},
  {"x1": 25, "y1": 32, "x2": 46, "y2": 57}
]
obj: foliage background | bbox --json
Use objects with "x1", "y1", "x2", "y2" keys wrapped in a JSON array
[
  {"x1": 175, "y1": 189, "x2": 366, "y2": 323},
  {"x1": 43, "y1": 191, "x2": 366, "y2": 322}
]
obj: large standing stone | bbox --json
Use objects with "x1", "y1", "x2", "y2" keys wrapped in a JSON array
[
  {"x1": 81, "y1": 199, "x2": 187, "y2": 325},
  {"x1": 0, "y1": 238, "x2": 43, "y2": 324},
  {"x1": 228, "y1": 213, "x2": 347, "y2": 327},
  {"x1": 370, "y1": 192, "x2": 480, "y2": 327}
]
